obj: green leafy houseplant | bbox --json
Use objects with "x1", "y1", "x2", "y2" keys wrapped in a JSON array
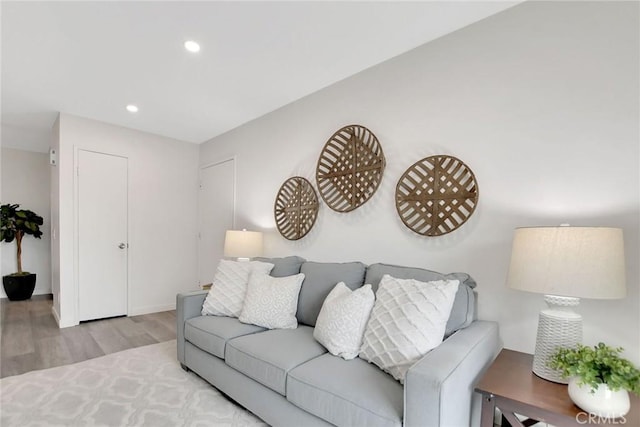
[
  {"x1": 1, "y1": 203, "x2": 44, "y2": 275},
  {"x1": 549, "y1": 343, "x2": 640, "y2": 395}
]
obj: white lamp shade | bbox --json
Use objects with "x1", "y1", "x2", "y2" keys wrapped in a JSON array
[
  {"x1": 506, "y1": 226, "x2": 626, "y2": 299},
  {"x1": 224, "y1": 230, "x2": 263, "y2": 258}
]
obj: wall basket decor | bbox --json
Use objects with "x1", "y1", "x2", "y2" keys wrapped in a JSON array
[
  {"x1": 316, "y1": 124, "x2": 385, "y2": 212},
  {"x1": 395, "y1": 155, "x2": 479, "y2": 237},
  {"x1": 274, "y1": 176, "x2": 319, "y2": 240}
]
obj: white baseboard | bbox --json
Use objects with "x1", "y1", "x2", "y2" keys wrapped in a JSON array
[
  {"x1": 51, "y1": 305, "x2": 77, "y2": 328},
  {"x1": 51, "y1": 305, "x2": 61, "y2": 324},
  {"x1": 51, "y1": 300, "x2": 174, "y2": 325},
  {"x1": 128, "y1": 303, "x2": 176, "y2": 316},
  {"x1": 33, "y1": 287, "x2": 52, "y2": 296}
]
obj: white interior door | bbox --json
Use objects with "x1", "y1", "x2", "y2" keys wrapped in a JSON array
[
  {"x1": 198, "y1": 159, "x2": 235, "y2": 286},
  {"x1": 78, "y1": 150, "x2": 128, "y2": 321}
]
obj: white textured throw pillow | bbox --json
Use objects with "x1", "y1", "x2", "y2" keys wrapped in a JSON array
[
  {"x1": 359, "y1": 274, "x2": 459, "y2": 383},
  {"x1": 313, "y1": 282, "x2": 375, "y2": 360},
  {"x1": 239, "y1": 272, "x2": 305, "y2": 329},
  {"x1": 201, "y1": 260, "x2": 274, "y2": 317}
]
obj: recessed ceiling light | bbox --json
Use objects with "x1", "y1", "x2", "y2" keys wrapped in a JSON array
[
  {"x1": 126, "y1": 104, "x2": 139, "y2": 113},
  {"x1": 184, "y1": 40, "x2": 201, "y2": 53}
]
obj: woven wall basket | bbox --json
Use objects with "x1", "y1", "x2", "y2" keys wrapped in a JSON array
[
  {"x1": 316, "y1": 125, "x2": 386, "y2": 212},
  {"x1": 274, "y1": 176, "x2": 319, "y2": 241},
  {"x1": 395, "y1": 155, "x2": 479, "y2": 237}
]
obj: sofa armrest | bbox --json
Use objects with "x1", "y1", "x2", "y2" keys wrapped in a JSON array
[
  {"x1": 404, "y1": 320, "x2": 501, "y2": 427},
  {"x1": 176, "y1": 290, "x2": 207, "y2": 364}
]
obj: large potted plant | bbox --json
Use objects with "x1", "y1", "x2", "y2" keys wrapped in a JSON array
[
  {"x1": 1, "y1": 203, "x2": 44, "y2": 300},
  {"x1": 549, "y1": 342, "x2": 640, "y2": 419}
]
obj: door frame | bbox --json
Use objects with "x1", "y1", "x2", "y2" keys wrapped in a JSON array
[
  {"x1": 199, "y1": 155, "x2": 237, "y2": 229},
  {"x1": 198, "y1": 156, "x2": 237, "y2": 285},
  {"x1": 73, "y1": 147, "x2": 130, "y2": 324}
]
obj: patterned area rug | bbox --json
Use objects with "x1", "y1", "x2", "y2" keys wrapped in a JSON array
[{"x1": 0, "y1": 340, "x2": 267, "y2": 427}]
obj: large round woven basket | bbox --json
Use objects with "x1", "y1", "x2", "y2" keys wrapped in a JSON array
[
  {"x1": 316, "y1": 125, "x2": 385, "y2": 213},
  {"x1": 395, "y1": 155, "x2": 478, "y2": 236}
]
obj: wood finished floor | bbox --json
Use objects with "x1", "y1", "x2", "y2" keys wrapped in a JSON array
[{"x1": 0, "y1": 295, "x2": 176, "y2": 378}]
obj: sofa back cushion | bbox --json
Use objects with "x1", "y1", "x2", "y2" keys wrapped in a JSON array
[
  {"x1": 253, "y1": 256, "x2": 306, "y2": 277},
  {"x1": 298, "y1": 261, "x2": 366, "y2": 326},
  {"x1": 364, "y1": 263, "x2": 476, "y2": 336}
]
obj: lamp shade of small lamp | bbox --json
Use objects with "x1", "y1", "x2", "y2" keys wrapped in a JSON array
[
  {"x1": 223, "y1": 230, "x2": 263, "y2": 260},
  {"x1": 506, "y1": 226, "x2": 626, "y2": 382}
]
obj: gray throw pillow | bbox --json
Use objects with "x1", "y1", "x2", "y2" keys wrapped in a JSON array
[
  {"x1": 297, "y1": 261, "x2": 366, "y2": 326},
  {"x1": 253, "y1": 256, "x2": 306, "y2": 277}
]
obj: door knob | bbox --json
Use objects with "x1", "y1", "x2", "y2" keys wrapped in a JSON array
[{"x1": 118, "y1": 243, "x2": 127, "y2": 249}]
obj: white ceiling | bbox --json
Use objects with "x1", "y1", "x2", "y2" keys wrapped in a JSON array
[{"x1": 1, "y1": 1, "x2": 519, "y2": 153}]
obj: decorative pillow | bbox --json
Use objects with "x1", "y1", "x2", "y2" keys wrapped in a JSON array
[
  {"x1": 239, "y1": 272, "x2": 305, "y2": 329},
  {"x1": 364, "y1": 263, "x2": 476, "y2": 337},
  {"x1": 313, "y1": 282, "x2": 375, "y2": 360},
  {"x1": 359, "y1": 274, "x2": 459, "y2": 383},
  {"x1": 201, "y1": 260, "x2": 274, "y2": 317}
]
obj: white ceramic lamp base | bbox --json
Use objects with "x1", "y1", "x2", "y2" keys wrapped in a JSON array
[{"x1": 532, "y1": 295, "x2": 583, "y2": 384}]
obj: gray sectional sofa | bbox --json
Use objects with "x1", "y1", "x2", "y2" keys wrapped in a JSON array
[{"x1": 176, "y1": 257, "x2": 500, "y2": 427}]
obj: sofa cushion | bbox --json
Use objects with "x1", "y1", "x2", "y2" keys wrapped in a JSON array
[
  {"x1": 298, "y1": 261, "x2": 366, "y2": 326},
  {"x1": 253, "y1": 255, "x2": 306, "y2": 277},
  {"x1": 287, "y1": 353, "x2": 403, "y2": 427},
  {"x1": 365, "y1": 263, "x2": 476, "y2": 336},
  {"x1": 225, "y1": 326, "x2": 326, "y2": 395},
  {"x1": 184, "y1": 316, "x2": 265, "y2": 359}
]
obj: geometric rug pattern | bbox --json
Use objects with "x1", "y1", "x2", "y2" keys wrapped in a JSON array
[{"x1": 0, "y1": 340, "x2": 267, "y2": 427}]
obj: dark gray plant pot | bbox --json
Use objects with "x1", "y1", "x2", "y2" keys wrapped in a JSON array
[{"x1": 2, "y1": 273, "x2": 36, "y2": 301}]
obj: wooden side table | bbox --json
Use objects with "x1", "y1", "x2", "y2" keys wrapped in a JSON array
[{"x1": 475, "y1": 349, "x2": 639, "y2": 427}]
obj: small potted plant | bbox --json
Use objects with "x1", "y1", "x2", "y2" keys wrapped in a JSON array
[
  {"x1": 549, "y1": 342, "x2": 640, "y2": 418},
  {"x1": 1, "y1": 203, "x2": 44, "y2": 301}
]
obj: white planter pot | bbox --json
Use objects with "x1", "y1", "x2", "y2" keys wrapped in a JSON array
[{"x1": 568, "y1": 377, "x2": 630, "y2": 419}]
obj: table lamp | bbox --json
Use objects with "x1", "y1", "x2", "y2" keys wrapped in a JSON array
[
  {"x1": 506, "y1": 226, "x2": 626, "y2": 383},
  {"x1": 224, "y1": 229, "x2": 263, "y2": 261}
]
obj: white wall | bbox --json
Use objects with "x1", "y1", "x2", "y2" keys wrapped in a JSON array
[
  {"x1": 1, "y1": 148, "x2": 52, "y2": 297},
  {"x1": 52, "y1": 113, "x2": 199, "y2": 327},
  {"x1": 200, "y1": 1, "x2": 640, "y2": 362}
]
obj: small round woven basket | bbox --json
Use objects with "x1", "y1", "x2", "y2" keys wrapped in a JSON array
[{"x1": 274, "y1": 176, "x2": 319, "y2": 240}]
